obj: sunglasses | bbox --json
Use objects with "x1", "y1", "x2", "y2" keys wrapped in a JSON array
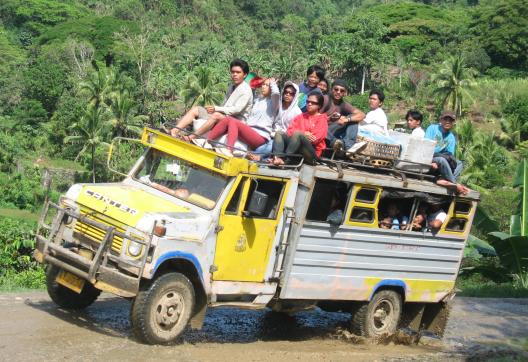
[
  {"x1": 283, "y1": 90, "x2": 296, "y2": 96},
  {"x1": 333, "y1": 87, "x2": 346, "y2": 93},
  {"x1": 306, "y1": 100, "x2": 319, "y2": 106}
]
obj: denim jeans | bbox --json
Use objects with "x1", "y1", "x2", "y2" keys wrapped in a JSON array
[
  {"x1": 433, "y1": 156, "x2": 463, "y2": 183},
  {"x1": 326, "y1": 122, "x2": 358, "y2": 150},
  {"x1": 253, "y1": 140, "x2": 273, "y2": 160}
]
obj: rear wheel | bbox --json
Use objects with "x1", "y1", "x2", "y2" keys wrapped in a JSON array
[
  {"x1": 46, "y1": 265, "x2": 101, "y2": 309},
  {"x1": 131, "y1": 273, "x2": 195, "y2": 345},
  {"x1": 351, "y1": 290, "x2": 402, "y2": 337}
]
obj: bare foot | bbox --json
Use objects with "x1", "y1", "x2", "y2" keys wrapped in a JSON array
[
  {"x1": 456, "y1": 183, "x2": 470, "y2": 195},
  {"x1": 246, "y1": 152, "x2": 261, "y2": 161},
  {"x1": 273, "y1": 156, "x2": 285, "y2": 166},
  {"x1": 436, "y1": 179, "x2": 457, "y2": 191}
]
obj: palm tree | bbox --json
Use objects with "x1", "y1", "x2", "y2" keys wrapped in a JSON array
[
  {"x1": 499, "y1": 115, "x2": 527, "y2": 149},
  {"x1": 65, "y1": 106, "x2": 110, "y2": 183},
  {"x1": 109, "y1": 90, "x2": 148, "y2": 137},
  {"x1": 455, "y1": 118, "x2": 474, "y2": 160},
  {"x1": 432, "y1": 55, "x2": 475, "y2": 117},
  {"x1": 460, "y1": 131, "x2": 509, "y2": 189},
  {"x1": 180, "y1": 67, "x2": 224, "y2": 107},
  {"x1": 79, "y1": 67, "x2": 113, "y2": 109}
]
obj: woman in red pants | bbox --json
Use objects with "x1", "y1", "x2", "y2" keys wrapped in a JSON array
[{"x1": 206, "y1": 78, "x2": 280, "y2": 157}]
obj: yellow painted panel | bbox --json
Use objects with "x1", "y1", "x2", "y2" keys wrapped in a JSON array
[
  {"x1": 213, "y1": 175, "x2": 290, "y2": 282},
  {"x1": 345, "y1": 184, "x2": 382, "y2": 228},
  {"x1": 141, "y1": 128, "x2": 257, "y2": 176},
  {"x1": 76, "y1": 184, "x2": 190, "y2": 227},
  {"x1": 362, "y1": 277, "x2": 455, "y2": 302}
]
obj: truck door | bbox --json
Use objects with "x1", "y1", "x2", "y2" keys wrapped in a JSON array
[{"x1": 213, "y1": 174, "x2": 290, "y2": 282}]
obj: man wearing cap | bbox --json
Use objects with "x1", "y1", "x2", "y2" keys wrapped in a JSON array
[
  {"x1": 170, "y1": 58, "x2": 253, "y2": 139},
  {"x1": 425, "y1": 111, "x2": 469, "y2": 195},
  {"x1": 322, "y1": 79, "x2": 365, "y2": 155}
]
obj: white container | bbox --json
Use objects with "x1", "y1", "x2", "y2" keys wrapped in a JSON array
[{"x1": 389, "y1": 131, "x2": 436, "y2": 173}]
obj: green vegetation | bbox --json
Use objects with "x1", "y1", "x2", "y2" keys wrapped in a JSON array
[{"x1": 0, "y1": 0, "x2": 527, "y2": 295}]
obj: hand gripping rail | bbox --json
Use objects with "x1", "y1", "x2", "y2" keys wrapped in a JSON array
[{"x1": 34, "y1": 202, "x2": 153, "y2": 297}]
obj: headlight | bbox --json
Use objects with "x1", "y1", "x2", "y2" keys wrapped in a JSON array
[{"x1": 127, "y1": 241, "x2": 143, "y2": 257}]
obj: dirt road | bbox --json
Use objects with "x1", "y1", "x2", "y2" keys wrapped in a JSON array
[{"x1": 0, "y1": 292, "x2": 527, "y2": 361}]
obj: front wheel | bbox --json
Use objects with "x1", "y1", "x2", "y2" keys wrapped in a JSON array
[
  {"x1": 46, "y1": 265, "x2": 101, "y2": 309},
  {"x1": 351, "y1": 290, "x2": 402, "y2": 337},
  {"x1": 131, "y1": 273, "x2": 195, "y2": 345}
]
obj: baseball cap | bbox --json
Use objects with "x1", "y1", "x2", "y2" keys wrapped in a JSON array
[{"x1": 440, "y1": 111, "x2": 456, "y2": 121}]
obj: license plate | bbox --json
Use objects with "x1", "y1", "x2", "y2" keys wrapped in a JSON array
[{"x1": 56, "y1": 270, "x2": 85, "y2": 294}]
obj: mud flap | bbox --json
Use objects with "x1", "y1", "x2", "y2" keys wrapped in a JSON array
[
  {"x1": 399, "y1": 303, "x2": 425, "y2": 331},
  {"x1": 420, "y1": 301, "x2": 451, "y2": 338}
]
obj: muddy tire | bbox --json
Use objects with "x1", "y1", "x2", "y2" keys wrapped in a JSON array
[
  {"x1": 131, "y1": 273, "x2": 195, "y2": 345},
  {"x1": 46, "y1": 265, "x2": 101, "y2": 309},
  {"x1": 351, "y1": 290, "x2": 402, "y2": 337}
]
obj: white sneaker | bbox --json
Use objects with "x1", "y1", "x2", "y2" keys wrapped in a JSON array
[
  {"x1": 191, "y1": 138, "x2": 213, "y2": 149},
  {"x1": 215, "y1": 147, "x2": 233, "y2": 157},
  {"x1": 232, "y1": 149, "x2": 247, "y2": 158},
  {"x1": 346, "y1": 141, "x2": 367, "y2": 154}
]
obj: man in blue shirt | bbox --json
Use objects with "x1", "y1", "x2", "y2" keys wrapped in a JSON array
[{"x1": 425, "y1": 111, "x2": 469, "y2": 195}]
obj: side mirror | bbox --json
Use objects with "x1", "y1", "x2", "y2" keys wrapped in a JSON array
[{"x1": 244, "y1": 191, "x2": 268, "y2": 217}]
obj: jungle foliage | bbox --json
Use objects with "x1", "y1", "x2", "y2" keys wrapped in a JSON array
[{"x1": 0, "y1": 0, "x2": 527, "y2": 291}]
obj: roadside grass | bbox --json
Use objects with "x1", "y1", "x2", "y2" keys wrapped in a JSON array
[
  {"x1": 0, "y1": 268, "x2": 45, "y2": 292},
  {"x1": 456, "y1": 278, "x2": 528, "y2": 298},
  {"x1": 0, "y1": 207, "x2": 40, "y2": 222}
]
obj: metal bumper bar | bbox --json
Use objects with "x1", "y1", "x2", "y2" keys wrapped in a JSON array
[{"x1": 34, "y1": 202, "x2": 153, "y2": 297}]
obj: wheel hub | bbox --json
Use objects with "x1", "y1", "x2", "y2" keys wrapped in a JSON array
[
  {"x1": 155, "y1": 292, "x2": 184, "y2": 328},
  {"x1": 373, "y1": 300, "x2": 393, "y2": 331}
]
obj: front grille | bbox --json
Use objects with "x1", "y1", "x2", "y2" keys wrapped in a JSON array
[{"x1": 73, "y1": 208, "x2": 127, "y2": 253}]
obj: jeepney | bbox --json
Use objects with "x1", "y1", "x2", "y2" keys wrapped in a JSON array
[{"x1": 34, "y1": 127, "x2": 479, "y2": 344}]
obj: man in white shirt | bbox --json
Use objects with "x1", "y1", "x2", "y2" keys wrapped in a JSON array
[
  {"x1": 171, "y1": 59, "x2": 253, "y2": 139},
  {"x1": 358, "y1": 89, "x2": 388, "y2": 135},
  {"x1": 427, "y1": 203, "x2": 447, "y2": 232},
  {"x1": 406, "y1": 110, "x2": 425, "y2": 138},
  {"x1": 347, "y1": 89, "x2": 388, "y2": 154}
]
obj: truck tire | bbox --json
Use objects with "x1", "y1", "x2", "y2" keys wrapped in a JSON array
[
  {"x1": 46, "y1": 265, "x2": 101, "y2": 309},
  {"x1": 351, "y1": 290, "x2": 402, "y2": 337},
  {"x1": 131, "y1": 272, "x2": 195, "y2": 345}
]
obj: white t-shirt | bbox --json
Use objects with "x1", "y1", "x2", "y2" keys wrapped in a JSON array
[
  {"x1": 427, "y1": 210, "x2": 447, "y2": 227},
  {"x1": 411, "y1": 127, "x2": 425, "y2": 138},
  {"x1": 359, "y1": 108, "x2": 388, "y2": 135}
]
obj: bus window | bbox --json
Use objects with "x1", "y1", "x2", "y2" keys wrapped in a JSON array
[
  {"x1": 307, "y1": 179, "x2": 350, "y2": 223},
  {"x1": 355, "y1": 188, "x2": 378, "y2": 204},
  {"x1": 454, "y1": 200, "x2": 472, "y2": 214},
  {"x1": 445, "y1": 218, "x2": 467, "y2": 232},
  {"x1": 350, "y1": 207, "x2": 374, "y2": 223}
]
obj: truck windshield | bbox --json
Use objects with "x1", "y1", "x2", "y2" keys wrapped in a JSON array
[{"x1": 133, "y1": 149, "x2": 228, "y2": 209}]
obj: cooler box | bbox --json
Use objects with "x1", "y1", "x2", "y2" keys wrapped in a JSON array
[{"x1": 389, "y1": 131, "x2": 436, "y2": 173}]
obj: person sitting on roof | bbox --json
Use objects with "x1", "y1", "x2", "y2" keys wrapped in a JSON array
[
  {"x1": 317, "y1": 78, "x2": 329, "y2": 95},
  {"x1": 298, "y1": 65, "x2": 325, "y2": 112},
  {"x1": 205, "y1": 77, "x2": 280, "y2": 157},
  {"x1": 170, "y1": 59, "x2": 253, "y2": 140},
  {"x1": 406, "y1": 110, "x2": 425, "y2": 138},
  {"x1": 425, "y1": 111, "x2": 470, "y2": 195},
  {"x1": 271, "y1": 92, "x2": 328, "y2": 166},
  {"x1": 346, "y1": 89, "x2": 397, "y2": 156},
  {"x1": 322, "y1": 79, "x2": 365, "y2": 156},
  {"x1": 248, "y1": 81, "x2": 302, "y2": 161}
]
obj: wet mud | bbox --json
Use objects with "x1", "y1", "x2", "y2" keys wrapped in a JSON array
[{"x1": 0, "y1": 293, "x2": 527, "y2": 361}]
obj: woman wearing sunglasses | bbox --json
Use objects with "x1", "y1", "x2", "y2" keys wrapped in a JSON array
[{"x1": 271, "y1": 92, "x2": 328, "y2": 165}]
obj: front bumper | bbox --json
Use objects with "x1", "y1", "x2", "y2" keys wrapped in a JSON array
[{"x1": 34, "y1": 202, "x2": 153, "y2": 297}]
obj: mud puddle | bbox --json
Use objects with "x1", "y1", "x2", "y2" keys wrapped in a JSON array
[{"x1": 0, "y1": 293, "x2": 527, "y2": 361}]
